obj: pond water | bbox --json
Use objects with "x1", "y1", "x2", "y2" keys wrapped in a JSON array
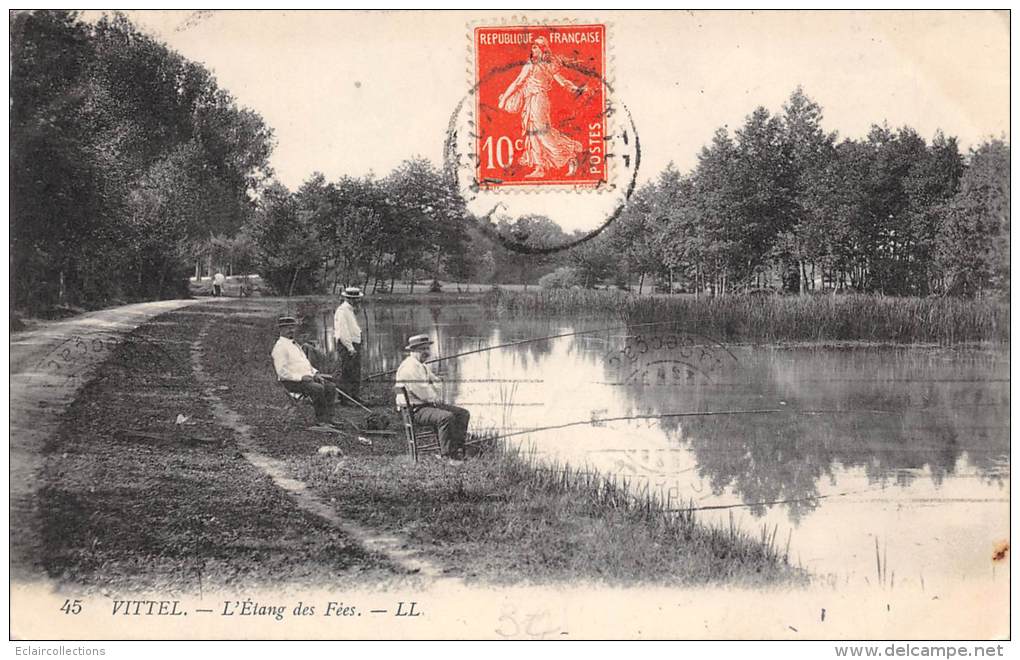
[{"x1": 305, "y1": 302, "x2": 1009, "y2": 587}]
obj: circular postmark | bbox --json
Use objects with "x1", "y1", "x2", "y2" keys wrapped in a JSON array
[
  {"x1": 604, "y1": 331, "x2": 739, "y2": 386},
  {"x1": 33, "y1": 332, "x2": 177, "y2": 390},
  {"x1": 444, "y1": 23, "x2": 640, "y2": 255}
]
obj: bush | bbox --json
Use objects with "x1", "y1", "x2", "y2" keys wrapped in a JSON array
[{"x1": 538, "y1": 267, "x2": 578, "y2": 290}]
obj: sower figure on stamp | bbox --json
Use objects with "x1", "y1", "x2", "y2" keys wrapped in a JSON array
[
  {"x1": 395, "y1": 334, "x2": 470, "y2": 462},
  {"x1": 272, "y1": 316, "x2": 338, "y2": 426},
  {"x1": 497, "y1": 36, "x2": 590, "y2": 179},
  {"x1": 333, "y1": 286, "x2": 364, "y2": 404}
]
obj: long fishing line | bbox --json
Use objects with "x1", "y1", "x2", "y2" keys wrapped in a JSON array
[
  {"x1": 672, "y1": 489, "x2": 863, "y2": 513},
  {"x1": 522, "y1": 464, "x2": 963, "y2": 514},
  {"x1": 517, "y1": 462, "x2": 888, "y2": 514},
  {"x1": 483, "y1": 407, "x2": 898, "y2": 443}
]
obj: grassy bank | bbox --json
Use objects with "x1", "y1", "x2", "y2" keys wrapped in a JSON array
[
  {"x1": 42, "y1": 307, "x2": 394, "y2": 594},
  {"x1": 485, "y1": 288, "x2": 1009, "y2": 344},
  {"x1": 284, "y1": 444, "x2": 800, "y2": 585},
  {"x1": 203, "y1": 299, "x2": 801, "y2": 585},
  {"x1": 38, "y1": 298, "x2": 800, "y2": 589}
]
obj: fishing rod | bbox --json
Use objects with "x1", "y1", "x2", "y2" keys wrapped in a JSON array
[
  {"x1": 518, "y1": 463, "x2": 883, "y2": 514},
  {"x1": 482, "y1": 407, "x2": 897, "y2": 443},
  {"x1": 364, "y1": 319, "x2": 737, "y2": 380},
  {"x1": 335, "y1": 386, "x2": 373, "y2": 414}
]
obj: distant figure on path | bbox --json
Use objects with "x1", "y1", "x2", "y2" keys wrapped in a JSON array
[
  {"x1": 333, "y1": 286, "x2": 364, "y2": 403},
  {"x1": 272, "y1": 316, "x2": 337, "y2": 425},
  {"x1": 212, "y1": 271, "x2": 225, "y2": 297},
  {"x1": 395, "y1": 334, "x2": 470, "y2": 461}
]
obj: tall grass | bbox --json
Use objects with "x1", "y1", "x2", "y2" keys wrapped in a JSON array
[
  {"x1": 493, "y1": 445, "x2": 799, "y2": 578},
  {"x1": 484, "y1": 288, "x2": 1009, "y2": 344}
]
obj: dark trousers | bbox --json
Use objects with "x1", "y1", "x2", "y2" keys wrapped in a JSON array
[
  {"x1": 213, "y1": 284, "x2": 222, "y2": 297},
  {"x1": 282, "y1": 379, "x2": 336, "y2": 423},
  {"x1": 335, "y1": 342, "x2": 362, "y2": 402},
  {"x1": 413, "y1": 403, "x2": 470, "y2": 457}
]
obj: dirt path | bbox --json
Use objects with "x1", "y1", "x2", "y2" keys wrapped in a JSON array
[{"x1": 10, "y1": 299, "x2": 219, "y2": 579}]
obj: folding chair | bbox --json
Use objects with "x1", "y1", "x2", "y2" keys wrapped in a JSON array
[
  {"x1": 272, "y1": 361, "x2": 338, "y2": 431},
  {"x1": 281, "y1": 382, "x2": 311, "y2": 410},
  {"x1": 395, "y1": 385, "x2": 440, "y2": 462}
]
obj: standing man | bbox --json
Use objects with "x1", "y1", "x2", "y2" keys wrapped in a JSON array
[
  {"x1": 333, "y1": 286, "x2": 364, "y2": 403},
  {"x1": 395, "y1": 334, "x2": 470, "y2": 462},
  {"x1": 212, "y1": 271, "x2": 225, "y2": 297},
  {"x1": 272, "y1": 316, "x2": 338, "y2": 426}
]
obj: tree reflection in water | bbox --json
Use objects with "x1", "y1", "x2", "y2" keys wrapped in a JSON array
[
  {"x1": 302, "y1": 303, "x2": 1008, "y2": 526},
  {"x1": 626, "y1": 343, "x2": 1008, "y2": 524}
]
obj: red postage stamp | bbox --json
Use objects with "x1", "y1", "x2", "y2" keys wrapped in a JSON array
[{"x1": 474, "y1": 24, "x2": 608, "y2": 189}]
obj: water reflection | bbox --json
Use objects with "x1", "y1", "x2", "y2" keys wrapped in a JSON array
[{"x1": 303, "y1": 301, "x2": 1009, "y2": 581}]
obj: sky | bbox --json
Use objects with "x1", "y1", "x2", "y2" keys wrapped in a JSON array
[{"x1": 110, "y1": 10, "x2": 1010, "y2": 232}]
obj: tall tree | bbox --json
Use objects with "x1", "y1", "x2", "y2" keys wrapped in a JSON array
[
  {"x1": 492, "y1": 215, "x2": 568, "y2": 287},
  {"x1": 10, "y1": 10, "x2": 274, "y2": 310},
  {"x1": 327, "y1": 176, "x2": 387, "y2": 291},
  {"x1": 382, "y1": 158, "x2": 469, "y2": 291},
  {"x1": 778, "y1": 87, "x2": 838, "y2": 293},
  {"x1": 248, "y1": 183, "x2": 323, "y2": 295},
  {"x1": 936, "y1": 139, "x2": 1009, "y2": 296}
]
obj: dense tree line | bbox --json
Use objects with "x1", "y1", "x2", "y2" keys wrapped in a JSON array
[
  {"x1": 546, "y1": 89, "x2": 1010, "y2": 298},
  {"x1": 12, "y1": 12, "x2": 1007, "y2": 307},
  {"x1": 248, "y1": 158, "x2": 479, "y2": 295},
  {"x1": 237, "y1": 87, "x2": 1012, "y2": 299},
  {"x1": 11, "y1": 11, "x2": 273, "y2": 311}
]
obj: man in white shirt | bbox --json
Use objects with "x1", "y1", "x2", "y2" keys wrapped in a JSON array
[
  {"x1": 212, "y1": 272, "x2": 225, "y2": 297},
  {"x1": 395, "y1": 334, "x2": 470, "y2": 460},
  {"x1": 272, "y1": 316, "x2": 337, "y2": 425},
  {"x1": 333, "y1": 286, "x2": 364, "y2": 403}
]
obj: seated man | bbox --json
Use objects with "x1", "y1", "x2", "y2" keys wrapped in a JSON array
[
  {"x1": 395, "y1": 334, "x2": 470, "y2": 461},
  {"x1": 271, "y1": 316, "x2": 337, "y2": 426}
]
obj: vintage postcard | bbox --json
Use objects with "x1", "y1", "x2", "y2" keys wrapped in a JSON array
[{"x1": 7, "y1": 9, "x2": 1010, "y2": 650}]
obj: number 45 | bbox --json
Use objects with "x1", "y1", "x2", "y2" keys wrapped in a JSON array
[{"x1": 60, "y1": 599, "x2": 82, "y2": 615}]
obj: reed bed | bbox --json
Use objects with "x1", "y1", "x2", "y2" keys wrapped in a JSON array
[{"x1": 485, "y1": 288, "x2": 1009, "y2": 345}]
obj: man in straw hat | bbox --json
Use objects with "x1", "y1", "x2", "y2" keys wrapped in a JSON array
[
  {"x1": 272, "y1": 316, "x2": 338, "y2": 425},
  {"x1": 395, "y1": 334, "x2": 471, "y2": 461},
  {"x1": 333, "y1": 286, "x2": 364, "y2": 403}
]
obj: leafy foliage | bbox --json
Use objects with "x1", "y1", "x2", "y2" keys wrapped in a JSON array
[
  {"x1": 538, "y1": 267, "x2": 578, "y2": 290},
  {"x1": 537, "y1": 88, "x2": 1007, "y2": 298},
  {"x1": 11, "y1": 11, "x2": 274, "y2": 310},
  {"x1": 936, "y1": 139, "x2": 1010, "y2": 297},
  {"x1": 245, "y1": 158, "x2": 477, "y2": 295},
  {"x1": 13, "y1": 20, "x2": 1006, "y2": 306}
]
